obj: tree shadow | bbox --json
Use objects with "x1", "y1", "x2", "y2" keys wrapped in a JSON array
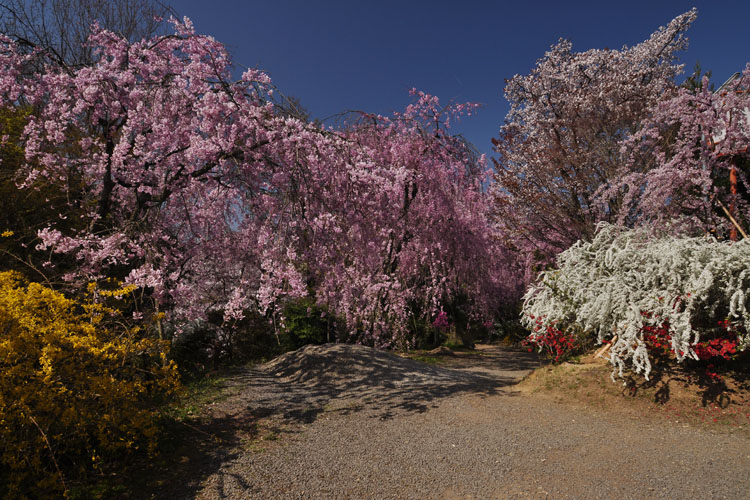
[
  {"x1": 98, "y1": 412, "x2": 251, "y2": 499},
  {"x1": 237, "y1": 343, "x2": 543, "y2": 422},
  {"x1": 123, "y1": 344, "x2": 541, "y2": 498},
  {"x1": 623, "y1": 355, "x2": 750, "y2": 410}
]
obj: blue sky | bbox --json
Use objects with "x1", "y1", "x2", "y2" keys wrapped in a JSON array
[{"x1": 173, "y1": 1, "x2": 750, "y2": 157}]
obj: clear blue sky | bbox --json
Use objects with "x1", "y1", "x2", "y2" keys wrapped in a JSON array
[{"x1": 173, "y1": 0, "x2": 750, "y2": 158}]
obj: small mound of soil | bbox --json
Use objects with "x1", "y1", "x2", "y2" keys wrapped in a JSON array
[
  {"x1": 261, "y1": 343, "x2": 482, "y2": 389},
  {"x1": 518, "y1": 358, "x2": 750, "y2": 431}
]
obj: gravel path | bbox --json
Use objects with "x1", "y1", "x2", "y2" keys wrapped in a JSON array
[{"x1": 173, "y1": 344, "x2": 750, "y2": 499}]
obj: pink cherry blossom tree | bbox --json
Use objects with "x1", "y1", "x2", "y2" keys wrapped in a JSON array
[
  {"x1": 1, "y1": 19, "x2": 513, "y2": 347},
  {"x1": 4, "y1": 19, "x2": 312, "y2": 325},
  {"x1": 292, "y1": 92, "x2": 519, "y2": 346},
  {"x1": 601, "y1": 65, "x2": 750, "y2": 236},
  {"x1": 492, "y1": 9, "x2": 697, "y2": 261}
]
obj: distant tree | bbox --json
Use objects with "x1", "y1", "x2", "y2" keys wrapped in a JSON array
[
  {"x1": 275, "y1": 94, "x2": 312, "y2": 122},
  {"x1": 492, "y1": 9, "x2": 697, "y2": 259},
  {"x1": 0, "y1": 0, "x2": 172, "y2": 68},
  {"x1": 682, "y1": 61, "x2": 712, "y2": 93}
]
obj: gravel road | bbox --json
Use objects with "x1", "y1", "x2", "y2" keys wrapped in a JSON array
[{"x1": 171, "y1": 344, "x2": 750, "y2": 499}]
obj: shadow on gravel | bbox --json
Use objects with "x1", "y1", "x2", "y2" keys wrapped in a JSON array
[
  {"x1": 438, "y1": 347, "x2": 546, "y2": 376},
  {"x1": 139, "y1": 344, "x2": 542, "y2": 499},
  {"x1": 104, "y1": 411, "x2": 253, "y2": 500},
  {"x1": 231, "y1": 343, "x2": 543, "y2": 424}
]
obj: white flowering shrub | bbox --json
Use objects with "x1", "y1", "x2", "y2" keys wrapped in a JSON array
[{"x1": 522, "y1": 223, "x2": 750, "y2": 379}]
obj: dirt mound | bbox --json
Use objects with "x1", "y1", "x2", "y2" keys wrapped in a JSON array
[
  {"x1": 192, "y1": 344, "x2": 540, "y2": 441},
  {"x1": 261, "y1": 343, "x2": 483, "y2": 389}
]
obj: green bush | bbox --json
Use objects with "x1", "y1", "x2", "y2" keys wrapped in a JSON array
[{"x1": 280, "y1": 298, "x2": 334, "y2": 351}]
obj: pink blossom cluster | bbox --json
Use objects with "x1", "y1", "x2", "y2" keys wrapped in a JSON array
[
  {"x1": 604, "y1": 65, "x2": 750, "y2": 234},
  {"x1": 0, "y1": 19, "x2": 511, "y2": 346},
  {"x1": 432, "y1": 310, "x2": 450, "y2": 330}
]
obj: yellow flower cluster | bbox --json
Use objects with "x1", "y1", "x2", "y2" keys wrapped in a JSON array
[{"x1": 0, "y1": 272, "x2": 179, "y2": 499}]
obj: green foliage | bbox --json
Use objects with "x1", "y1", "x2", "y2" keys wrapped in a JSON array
[
  {"x1": 280, "y1": 297, "x2": 334, "y2": 351},
  {"x1": 681, "y1": 62, "x2": 713, "y2": 93},
  {"x1": 442, "y1": 340, "x2": 465, "y2": 350},
  {"x1": 166, "y1": 372, "x2": 230, "y2": 422},
  {"x1": 492, "y1": 304, "x2": 530, "y2": 345},
  {"x1": 409, "y1": 313, "x2": 433, "y2": 349},
  {"x1": 169, "y1": 298, "x2": 338, "y2": 379},
  {"x1": 169, "y1": 312, "x2": 277, "y2": 379},
  {"x1": 409, "y1": 355, "x2": 443, "y2": 365}
]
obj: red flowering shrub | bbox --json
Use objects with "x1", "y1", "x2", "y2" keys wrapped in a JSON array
[
  {"x1": 524, "y1": 316, "x2": 578, "y2": 362},
  {"x1": 693, "y1": 335, "x2": 739, "y2": 361},
  {"x1": 642, "y1": 316, "x2": 741, "y2": 362},
  {"x1": 640, "y1": 313, "x2": 743, "y2": 380},
  {"x1": 642, "y1": 316, "x2": 672, "y2": 358}
]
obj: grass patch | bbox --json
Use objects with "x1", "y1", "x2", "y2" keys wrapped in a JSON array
[
  {"x1": 166, "y1": 372, "x2": 233, "y2": 421},
  {"x1": 410, "y1": 355, "x2": 444, "y2": 364}
]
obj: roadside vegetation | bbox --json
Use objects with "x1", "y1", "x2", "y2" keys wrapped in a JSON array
[{"x1": 1, "y1": 2, "x2": 749, "y2": 497}]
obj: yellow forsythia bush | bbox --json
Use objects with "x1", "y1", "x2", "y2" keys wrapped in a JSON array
[{"x1": 0, "y1": 272, "x2": 179, "y2": 499}]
